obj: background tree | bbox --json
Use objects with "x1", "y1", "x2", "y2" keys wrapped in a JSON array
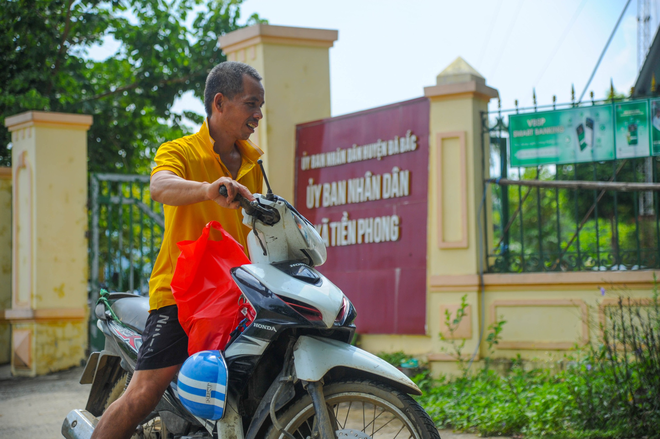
[{"x1": 0, "y1": 0, "x2": 266, "y2": 173}]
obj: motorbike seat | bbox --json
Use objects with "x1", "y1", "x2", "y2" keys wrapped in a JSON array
[{"x1": 111, "y1": 296, "x2": 150, "y2": 333}]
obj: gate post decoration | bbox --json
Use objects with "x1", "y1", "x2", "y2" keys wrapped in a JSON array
[
  {"x1": 219, "y1": 24, "x2": 338, "y2": 201},
  {"x1": 4, "y1": 111, "x2": 92, "y2": 376},
  {"x1": 424, "y1": 58, "x2": 498, "y2": 370}
]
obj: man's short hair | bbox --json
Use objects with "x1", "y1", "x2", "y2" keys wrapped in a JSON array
[{"x1": 204, "y1": 61, "x2": 263, "y2": 117}]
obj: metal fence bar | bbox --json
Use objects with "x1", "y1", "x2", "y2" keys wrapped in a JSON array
[
  {"x1": 106, "y1": 181, "x2": 113, "y2": 288},
  {"x1": 593, "y1": 163, "x2": 601, "y2": 268},
  {"x1": 518, "y1": 168, "x2": 525, "y2": 270},
  {"x1": 573, "y1": 163, "x2": 582, "y2": 270},
  {"x1": 613, "y1": 161, "x2": 621, "y2": 267},
  {"x1": 129, "y1": 181, "x2": 134, "y2": 292},
  {"x1": 633, "y1": 160, "x2": 642, "y2": 267},
  {"x1": 536, "y1": 167, "x2": 543, "y2": 270},
  {"x1": 91, "y1": 175, "x2": 100, "y2": 296},
  {"x1": 117, "y1": 181, "x2": 123, "y2": 291},
  {"x1": 655, "y1": 163, "x2": 660, "y2": 266},
  {"x1": 150, "y1": 194, "x2": 155, "y2": 271},
  {"x1": 139, "y1": 181, "x2": 145, "y2": 293},
  {"x1": 484, "y1": 178, "x2": 660, "y2": 191},
  {"x1": 555, "y1": 167, "x2": 561, "y2": 270},
  {"x1": 93, "y1": 173, "x2": 151, "y2": 182}
]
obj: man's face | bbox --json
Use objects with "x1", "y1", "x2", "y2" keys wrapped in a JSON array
[{"x1": 217, "y1": 75, "x2": 265, "y2": 141}]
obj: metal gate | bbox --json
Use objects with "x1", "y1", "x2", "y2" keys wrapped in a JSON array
[
  {"x1": 482, "y1": 99, "x2": 660, "y2": 273},
  {"x1": 89, "y1": 173, "x2": 164, "y2": 350}
]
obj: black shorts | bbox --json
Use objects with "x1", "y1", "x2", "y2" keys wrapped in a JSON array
[{"x1": 135, "y1": 305, "x2": 189, "y2": 370}]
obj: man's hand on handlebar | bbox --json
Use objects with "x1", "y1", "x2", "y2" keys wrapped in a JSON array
[{"x1": 206, "y1": 177, "x2": 254, "y2": 209}]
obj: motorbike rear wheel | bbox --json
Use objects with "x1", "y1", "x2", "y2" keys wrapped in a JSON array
[{"x1": 266, "y1": 379, "x2": 440, "y2": 439}]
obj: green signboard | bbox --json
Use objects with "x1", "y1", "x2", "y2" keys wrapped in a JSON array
[
  {"x1": 508, "y1": 98, "x2": 660, "y2": 167},
  {"x1": 509, "y1": 105, "x2": 614, "y2": 167},
  {"x1": 651, "y1": 98, "x2": 660, "y2": 156},
  {"x1": 614, "y1": 101, "x2": 650, "y2": 159}
]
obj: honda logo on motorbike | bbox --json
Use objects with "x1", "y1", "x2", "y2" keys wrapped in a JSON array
[{"x1": 254, "y1": 323, "x2": 277, "y2": 332}]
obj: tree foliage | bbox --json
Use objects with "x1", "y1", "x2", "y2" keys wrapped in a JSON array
[{"x1": 1, "y1": 0, "x2": 265, "y2": 173}]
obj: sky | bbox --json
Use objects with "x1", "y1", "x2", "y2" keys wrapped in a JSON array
[{"x1": 101, "y1": 0, "x2": 660, "y2": 123}]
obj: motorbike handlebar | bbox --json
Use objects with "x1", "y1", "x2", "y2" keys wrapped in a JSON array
[
  {"x1": 218, "y1": 185, "x2": 254, "y2": 212},
  {"x1": 218, "y1": 185, "x2": 281, "y2": 225}
]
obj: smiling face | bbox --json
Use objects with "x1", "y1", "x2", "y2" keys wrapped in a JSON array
[{"x1": 212, "y1": 74, "x2": 265, "y2": 143}]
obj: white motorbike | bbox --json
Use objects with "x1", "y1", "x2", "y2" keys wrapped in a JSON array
[{"x1": 62, "y1": 162, "x2": 440, "y2": 439}]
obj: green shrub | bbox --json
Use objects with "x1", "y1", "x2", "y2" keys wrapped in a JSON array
[{"x1": 396, "y1": 291, "x2": 660, "y2": 438}]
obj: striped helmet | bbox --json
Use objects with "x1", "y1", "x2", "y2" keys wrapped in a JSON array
[{"x1": 177, "y1": 350, "x2": 228, "y2": 420}]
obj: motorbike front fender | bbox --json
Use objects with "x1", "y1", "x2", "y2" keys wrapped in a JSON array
[{"x1": 292, "y1": 336, "x2": 421, "y2": 396}]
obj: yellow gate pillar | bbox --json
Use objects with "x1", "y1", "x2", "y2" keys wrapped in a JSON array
[
  {"x1": 0, "y1": 167, "x2": 11, "y2": 364},
  {"x1": 424, "y1": 58, "x2": 498, "y2": 372},
  {"x1": 218, "y1": 24, "x2": 338, "y2": 201},
  {"x1": 4, "y1": 111, "x2": 92, "y2": 376}
]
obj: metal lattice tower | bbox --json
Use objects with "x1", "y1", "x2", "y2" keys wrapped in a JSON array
[{"x1": 638, "y1": 0, "x2": 653, "y2": 71}]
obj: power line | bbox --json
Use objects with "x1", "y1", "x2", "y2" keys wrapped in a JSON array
[
  {"x1": 489, "y1": 0, "x2": 525, "y2": 79},
  {"x1": 534, "y1": 0, "x2": 589, "y2": 87},
  {"x1": 477, "y1": 0, "x2": 504, "y2": 70},
  {"x1": 578, "y1": 0, "x2": 633, "y2": 103}
]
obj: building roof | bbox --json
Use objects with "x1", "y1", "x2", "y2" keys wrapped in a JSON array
[{"x1": 634, "y1": 29, "x2": 660, "y2": 97}]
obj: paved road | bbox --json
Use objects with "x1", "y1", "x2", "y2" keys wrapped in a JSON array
[
  {"x1": 0, "y1": 364, "x2": 503, "y2": 439},
  {"x1": 0, "y1": 365, "x2": 88, "y2": 438}
]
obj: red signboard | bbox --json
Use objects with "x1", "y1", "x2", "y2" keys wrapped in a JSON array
[{"x1": 295, "y1": 98, "x2": 429, "y2": 334}]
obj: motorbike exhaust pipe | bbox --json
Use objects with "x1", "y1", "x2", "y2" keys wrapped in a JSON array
[{"x1": 61, "y1": 409, "x2": 98, "y2": 439}]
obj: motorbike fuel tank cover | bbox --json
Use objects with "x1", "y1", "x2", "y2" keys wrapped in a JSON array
[{"x1": 273, "y1": 262, "x2": 321, "y2": 285}]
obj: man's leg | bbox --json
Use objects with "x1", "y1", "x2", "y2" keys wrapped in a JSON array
[{"x1": 91, "y1": 364, "x2": 181, "y2": 439}]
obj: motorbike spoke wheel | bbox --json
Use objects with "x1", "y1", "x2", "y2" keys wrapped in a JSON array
[{"x1": 267, "y1": 379, "x2": 440, "y2": 439}]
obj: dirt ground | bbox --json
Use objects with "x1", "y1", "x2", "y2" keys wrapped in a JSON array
[{"x1": 0, "y1": 363, "x2": 502, "y2": 439}]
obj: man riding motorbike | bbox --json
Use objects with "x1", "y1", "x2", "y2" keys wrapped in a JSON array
[{"x1": 91, "y1": 61, "x2": 265, "y2": 439}]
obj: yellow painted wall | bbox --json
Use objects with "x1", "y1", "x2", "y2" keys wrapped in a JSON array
[
  {"x1": 221, "y1": 25, "x2": 335, "y2": 201},
  {"x1": 5, "y1": 112, "x2": 91, "y2": 376},
  {"x1": 31, "y1": 125, "x2": 88, "y2": 311},
  {"x1": 364, "y1": 273, "x2": 660, "y2": 375},
  {"x1": 0, "y1": 169, "x2": 11, "y2": 364},
  {"x1": 258, "y1": 43, "x2": 332, "y2": 201},
  {"x1": 427, "y1": 96, "x2": 489, "y2": 277},
  {"x1": 11, "y1": 321, "x2": 87, "y2": 375},
  {"x1": 34, "y1": 320, "x2": 87, "y2": 375}
]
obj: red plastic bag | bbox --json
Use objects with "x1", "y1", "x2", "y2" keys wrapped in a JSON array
[{"x1": 171, "y1": 221, "x2": 253, "y2": 355}]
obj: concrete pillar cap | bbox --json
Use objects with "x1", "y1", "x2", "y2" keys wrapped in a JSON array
[
  {"x1": 4, "y1": 111, "x2": 93, "y2": 132},
  {"x1": 219, "y1": 24, "x2": 338, "y2": 53},
  {"x1": 424, "y1": 57, "x2": 498, "y2": 101}
]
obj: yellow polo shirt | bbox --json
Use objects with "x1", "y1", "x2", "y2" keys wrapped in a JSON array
[{"x1": 148, "y1": 120, "x2": 263, "y2": 311}]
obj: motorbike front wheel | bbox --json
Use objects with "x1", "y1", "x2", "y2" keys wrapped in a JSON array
[{"x1": 267, "y1": 379, "x2": 440, "y2": 439}]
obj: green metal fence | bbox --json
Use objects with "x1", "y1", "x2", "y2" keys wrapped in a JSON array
[
  {"x1": 483, "y1": 99, "x2": 660, "y2": 273},
  {"x1": 89, "y1": 173, "x2": 164, "y2": 349}
]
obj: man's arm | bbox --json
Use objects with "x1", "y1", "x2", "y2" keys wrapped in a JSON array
[{"x1": 150, "y1": 170, "x2": 254, "y2": 209}]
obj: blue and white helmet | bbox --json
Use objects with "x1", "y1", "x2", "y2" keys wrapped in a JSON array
[{"x1": 177, "y1": 350, "x2": 228, "y2": 420}]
